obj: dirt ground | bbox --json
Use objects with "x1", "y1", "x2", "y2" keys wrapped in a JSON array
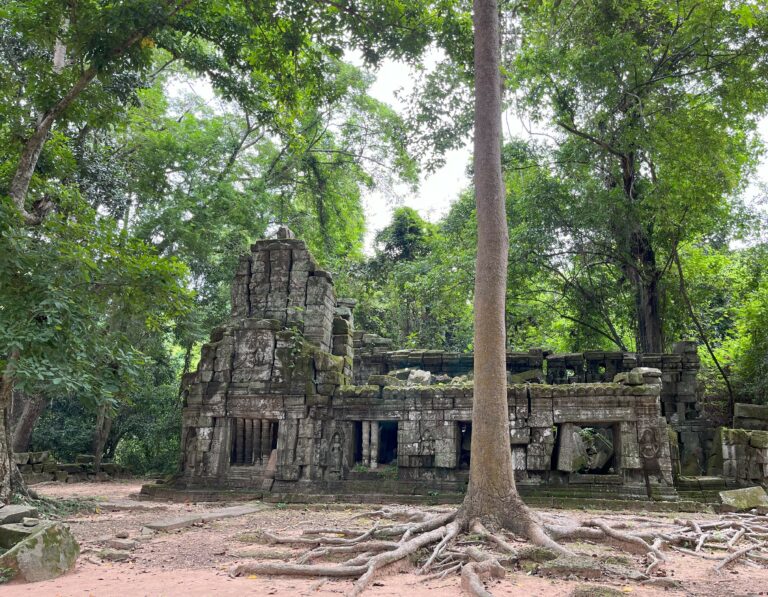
[{"x1": 4, "y1": 480, "x2": 768, "y2": 597}]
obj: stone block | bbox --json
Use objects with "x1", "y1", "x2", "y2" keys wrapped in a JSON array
[
  {"x1": 750, "y1": 430, "x2": 768, "y2": 449},
  {"x1": 0, "y1": 522, "x2": 79, "y2": 582},
  {"x1": 0, "y1": 505, "x2": 38, "y2": 525},
  {"x1": 510, "y1": 427, "x2": 531, "y2": 445},
  {"x1": 719, "y1": 486, "x2": 768, "y2": 511}
]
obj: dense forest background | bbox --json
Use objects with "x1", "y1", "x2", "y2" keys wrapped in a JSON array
[{"x1": 2, "y1": 0, "x2": 767, "y2": 476}]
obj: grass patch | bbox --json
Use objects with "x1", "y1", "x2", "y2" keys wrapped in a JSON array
[{"x1": 11, "y1": 494, "x2": 99, "y2": 518}]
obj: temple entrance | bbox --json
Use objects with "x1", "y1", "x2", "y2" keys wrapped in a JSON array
[
  {"x1": 353, "y1": 421, "x2": 363, "y2": 464},
  {"x1": 230, "y1": 418, "x2": 278, "y2": 466},
  {"x1": 457, "y1": 422, "x2": 472, "y2": 469},
  {"x1": 378, "y1": 421, "x2": 398, "y2": 464}
]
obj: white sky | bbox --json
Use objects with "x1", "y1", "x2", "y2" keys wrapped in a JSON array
[
  {"x1": 361, "y1": 59, "x2": 768, "y2": 251},
  {"x1": 169, "y1": 54, "x2": 767, "y2": 250}
]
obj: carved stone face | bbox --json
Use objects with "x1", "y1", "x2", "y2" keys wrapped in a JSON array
[
  {"x1": 640, "y1": 428, "x2": 660, "y2": 459},
  {"x1": 420, "y1": 431, "x2": 435, "y2": 456},
  {"x1": 329, "y1": 433, "x2": 343, "y2": 472}
]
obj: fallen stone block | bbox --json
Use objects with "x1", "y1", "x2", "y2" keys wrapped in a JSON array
[
  {"x1": 27, "y1": 451, "x2": 48, "y2": 464},
  {"x1": 719, "y1": 486, "x2": 768, "y2": 511},
  {"x1": 99, "y1": 548, "x2": 131, "y2": 562},
  {"x1": 0, "y1": 521, "x2": 79, "y2": 582},
  {"x1": 540, "y1": 555, "x2": 603, "y2": 579},
  {"x1": 570, "y1": 584, "x2": 624, "y2": 597},
  {"x1": 0, "y1": 505, "x2": 38, "y2": 525}
]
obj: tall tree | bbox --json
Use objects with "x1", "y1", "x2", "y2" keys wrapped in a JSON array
[
  {"x1": 460, "y1": 0, "x2": 559, "y2": 550},
  {"x1": 514, "y1": 0, "x2": 768, "y2": 353},
  {"x1": 462, "y1": 0, "x2": 515, "y2": 522}
]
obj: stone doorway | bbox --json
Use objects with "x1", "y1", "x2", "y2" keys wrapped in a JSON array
[
  {"x1": 457, "y1": 422, "x2": 472, "y2": 470},
  {"x1": 378, "y1": 422, "x2": 398, "y2": 465}
]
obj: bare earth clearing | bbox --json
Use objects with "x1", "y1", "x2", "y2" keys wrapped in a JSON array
[{"x1": 4, "y1": 480, "x2": 768, "y2": 597}]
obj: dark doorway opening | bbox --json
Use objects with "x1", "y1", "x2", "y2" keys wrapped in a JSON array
[
  {"x1": 457, "y1": 422, "x2": 472, "y2": 469},
  {"x1": 269, "y1": 420, "x2": 279, "y2": 451},
  {"x1": 353, "y1": 421, "x2": 363, "y2": 464},
  {"x1": 378, "y1": 421, "x2": 398, "y2": 464},
  {"x1": 230, "y1": 418, "x2": 279, "y2": 465}
]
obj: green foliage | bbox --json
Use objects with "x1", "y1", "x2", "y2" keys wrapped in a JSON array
[
  {"x1": 1, "y1": 0, "x2": 449, "y2": 472},
  {"x1": 343, "y1": 205, "x2": 474, "y2": 350},
  {"x1": 511, "y1": 0, "x2": 768, "y2": 351},
  {"x1": 30, "y1": 399, "x2": 94, "y2": 463},
  {"x1": 0, "y1": 201, "x2": 191, "y2": 406}
]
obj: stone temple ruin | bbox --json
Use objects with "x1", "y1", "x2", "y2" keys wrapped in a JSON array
[{"x1": 144, "y1": 229, "x2": 765, "y2": 504}]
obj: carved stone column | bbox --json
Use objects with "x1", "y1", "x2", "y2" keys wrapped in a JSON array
[{"x1": 370, "y1": 421, "x2": 379, "y2": 469}]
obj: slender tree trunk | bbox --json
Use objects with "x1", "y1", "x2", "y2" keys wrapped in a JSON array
[
  {"x1": 8, "y1": 68, "x2": 100, "y2": 221},
  {"x1": 11, "y1": 392, "x2": 46, "y2": 453},
  {"x1": 673, "y1": 250, "x2": 735, "y2": 420},
  {"x1": 628, "y1": 229, "x2": 663, "y2": 354},
  {"x1": 91, "y1": 404, "x2": 113, "y2": 473},
  {"x1": 7, "y1": 0, "x2": 193, "y2": 220},
  {"x1": 461, "y1": 0, "x2": 530, "y2": 530},
  {"x1": 0, "y1": 351, "x2": 20, "y2": 503}
]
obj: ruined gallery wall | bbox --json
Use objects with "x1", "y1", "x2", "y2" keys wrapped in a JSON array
[
  {"x1": 176, "y1": 230, "x2": 688, "y2": 497},
  {"x1": 331, "y1": 380, "x2": 673, "y2": 487}
]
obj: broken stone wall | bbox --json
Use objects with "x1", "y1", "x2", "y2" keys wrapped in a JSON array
[
  {"x1": 181, "y1": 232, "x2": 350, "y2": 488},
  {"x1": 312, "y1": 378, "x2": 674, "y2": 499},
  {"x1": 176, "y1": 231, "x2": 688, "y2": 501},
  {"x1": 713, "y1": 428, "x2": 768, "y2": 485}
]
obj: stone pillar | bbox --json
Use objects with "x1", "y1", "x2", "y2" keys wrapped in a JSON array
[
  {"x1": 362, "y1": 421, "x2": 371, "y2": 466},
  {"x1": 243, "y1": 419, "x2": 253, "y2": 465},
  {"x1": 261, "y1": 419, "x2": 271, "y2": 464},
  {"x1": 370, "y1": 421, "x2": 379, "y2": 469},
  {"x1": 255, "y1": 420, "x2": 263, "y2": 462}
]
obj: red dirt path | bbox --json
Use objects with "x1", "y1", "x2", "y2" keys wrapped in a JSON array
[{"x1": 4, "y1": 480, "x2": 768, "y2": 596}]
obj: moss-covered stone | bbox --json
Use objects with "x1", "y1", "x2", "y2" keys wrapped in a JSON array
[
  {"x1": 749, "y1": 430, "x2": 768, "y2": 449},
  {"x1": 707, "y1": 427, "x2": 724, "y2": 476},
  {"x1": 722, "y1": 428, "x2": 750, "y2": 445},
  {"x1": 719, "y1": 486, "x2": 768, "y2": 511},
  {"x1": 516, "y1": 545, "x2": 558, "y2": 563},
  {"x1": 0, "y1": 522, "x2": 79, "y2": 582},
  {"x1": 539, "y1": 555, "x2": 602, "y2": 578}
]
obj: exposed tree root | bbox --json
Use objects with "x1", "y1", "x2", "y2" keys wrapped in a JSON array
[
  {"x1": 461, "y1": 547, "x2": 505, "y2": 597},
  {"x1": 228, "y1": 506, "x2": 768, "y2": 596},
  {"x1": 713, "y1": 541, "x2": 766, "y2": 574}
]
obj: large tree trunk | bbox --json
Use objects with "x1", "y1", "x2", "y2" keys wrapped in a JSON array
[
  {"x1": 0, "y1": 352, "x2": 20, "y2": 503},
  {"x1": 628, "y1": 227, "x2": 663, "y2": 354},
  {"x1": 11, "y1": 392, "x2": 46, "y2": 453},
  {"x1": 462, "y1": 0, "x2": 531, "y2": 531}
]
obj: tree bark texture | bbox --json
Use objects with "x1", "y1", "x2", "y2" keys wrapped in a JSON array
[
  {"x1": 11, "y1": 391, "x2": 46, "y2": 453},
  {"x1": 0, "y1": 351, "x2": 20, "y2": 503},
  {"x1": 462, "y1": 0, "x2": 529, "y2": 529},
  {"x1": 628, "y1": 226, "x2": 663, "y2": 354},
  {"x1": 91, "y1": 404, "x2": 113, "y2": 473},
  {"x1": 8, "y1": 68, "x2": 101, "y2": 220}
]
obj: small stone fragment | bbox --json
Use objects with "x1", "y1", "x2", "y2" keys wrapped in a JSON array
[
  {"x1": 105, "y1": 538, "x2": 138, "y2": 551},
  {"x1": 99, "y1": 548, "x2": 131, "y2": 562}
]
